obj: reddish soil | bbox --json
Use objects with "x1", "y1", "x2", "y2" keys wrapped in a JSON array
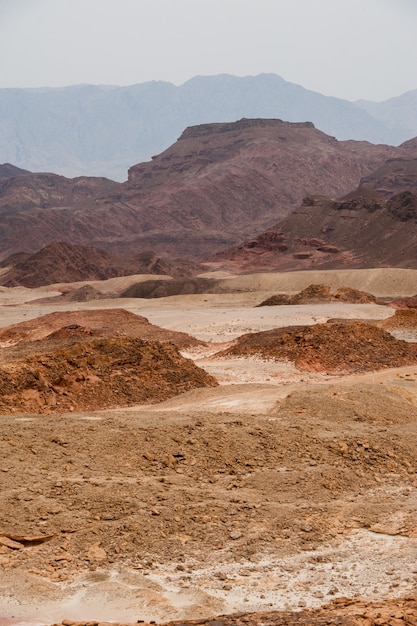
[
  {"x1": 217, "y1": 321, "x2": 417, "y2": 374},
  {"x1": 120, "y1": 277, "x2": 229, "y2": 298},
  {"x1": 0, "y1": 274, "x2": 416, "y2": 624},
  {"x1": 0, "y1": 336, "x2": 216, "y2": 414}
]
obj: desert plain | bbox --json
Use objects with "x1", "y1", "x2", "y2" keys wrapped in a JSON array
[{"x1": 0, "y1": 267, "x2": 417, "y2": 626}]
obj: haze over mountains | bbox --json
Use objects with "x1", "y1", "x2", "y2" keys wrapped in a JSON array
[{"x1": 1, "y1": 73, "x2": 416, "y2": 180}]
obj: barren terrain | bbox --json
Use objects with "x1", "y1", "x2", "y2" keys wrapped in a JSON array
[{"x1": 0, "y1": 269, "x2": 416, "y2": 626}]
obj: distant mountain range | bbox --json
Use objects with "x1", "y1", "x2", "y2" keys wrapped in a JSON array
[{"x1": 1, "y1": 74, "x2": 416, "y2": 180}]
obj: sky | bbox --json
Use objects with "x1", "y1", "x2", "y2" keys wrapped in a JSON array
[{"x1": 1, "y1": 0, "x2": 416, "y2": 102}]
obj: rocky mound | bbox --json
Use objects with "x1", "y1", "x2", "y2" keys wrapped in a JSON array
[
  {"x1": 57, "y1": 285, "x2": 107, "y2": 302},
  {"x1": 0, "y1": 242, "x2": 203, "y2": 288},
  {"x1": 379, "y1": 309, "x2": 417, "y2": 329},
  {"x1": 217, "y1": 321, "x2": 417, "y2": 374},
  {"x1": 0, "y1": 309, "x2": 201, "y2": 349},
  {"x1": 0, "y1": 336, "x2": 217, "y2": 414},
  {"x1": 121, "y1": 277, "x2": 223, "y2": 298},
  {"x1": 257, "y1": 284, "x2": 376, "y2": 306}
]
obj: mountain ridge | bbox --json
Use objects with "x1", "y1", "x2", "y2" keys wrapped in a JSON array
[
  {"x1": 0, "y1": 118, "x2": 408, "y2": 261},
  {"x1": 1, "y1": 73, "x2": 415, "y2": 180}
]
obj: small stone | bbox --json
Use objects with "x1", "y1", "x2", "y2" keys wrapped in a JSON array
[
  {"x1": 87, "y1": 543, "x2": 107, "y2": 561},
  {"x1": 230, "y1": 531, "x2": 242, "y2": 540},
  {"x1": 54, "y1": 552, "x2": 73, "y2": 562},
  {"x1": 0, "y1": 536, "x2": 24, "y2": 550}
]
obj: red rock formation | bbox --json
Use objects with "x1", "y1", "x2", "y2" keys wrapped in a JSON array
[{"x1": 0, "y1": 119, "x2": 412, "y2": 260}]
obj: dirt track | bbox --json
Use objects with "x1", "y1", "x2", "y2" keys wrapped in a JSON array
[{"x1": 0, "y1": 269, "x2": 416, "y2": 625}]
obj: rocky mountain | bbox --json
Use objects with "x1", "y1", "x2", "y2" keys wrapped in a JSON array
[
  {"x1": 0, "y1": 74, "x2": 415, "y2": 180},
  {"x1": 0, "y1": 119, "x2": 408, "y2": 261},
  {"x1": 356, "y1": 89, "x2": 417, "y2": 144},
  {"x1": 211, "y1": 158, "x2": 417, "y2": 272},
  {"x1": 0, "y1": 163, "x2": 31, "y2": 178}
]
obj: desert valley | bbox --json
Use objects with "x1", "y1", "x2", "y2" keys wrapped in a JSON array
[{"x1": 0, "y1": 112, "x2": 417, "y2": 626}]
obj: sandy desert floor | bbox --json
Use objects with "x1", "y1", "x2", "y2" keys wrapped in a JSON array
[{"x1": 0, "y1": 269, "x2": 416, "y2": 625}]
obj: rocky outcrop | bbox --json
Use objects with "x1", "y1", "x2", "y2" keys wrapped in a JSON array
[
  {"x1": 211, "y1": 187, "x2": 417, "y2": 272},
  {"x1": 257, "y1": 284, "x2": 376, "y2": 306}
]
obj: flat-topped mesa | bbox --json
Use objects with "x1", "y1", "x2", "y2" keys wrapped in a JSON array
[
  {"x1": 178, "y1": 118, "x2": 316, "y2": 139},
  {"x1": 127, "y1": 119, "x2": 328, "y2": 186}
]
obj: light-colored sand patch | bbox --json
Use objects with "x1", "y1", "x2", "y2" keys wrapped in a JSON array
[
  {"x1": 1, "y1": 525, "x2": 416, "y2": 623},
  {"x1": 49, "y1": 273, "x2": 172, "y2": 295},
  {"x1": 216, "y1": 268, "x2": 417, "y2": 298},
  {"x1": 132, "y1": 301, "x2": 393, "y2": 342}
]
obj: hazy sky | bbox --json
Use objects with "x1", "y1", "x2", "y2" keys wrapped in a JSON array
[{"x1": 1, "y1": 0, "x2": 416, "y2": 101}]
